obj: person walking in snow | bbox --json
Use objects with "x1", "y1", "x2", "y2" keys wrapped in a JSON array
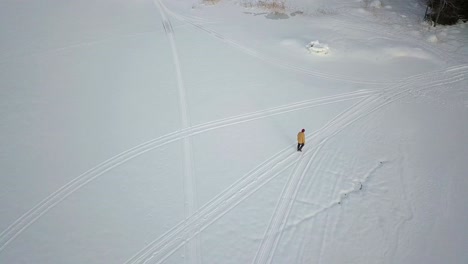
[{"x1": 297, "y1": 129, "x2": 305, "y2": 152}]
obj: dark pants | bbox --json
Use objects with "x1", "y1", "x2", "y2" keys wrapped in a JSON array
[{"x1": 297, "y1": 143, "x2": 304, "y2": 151}]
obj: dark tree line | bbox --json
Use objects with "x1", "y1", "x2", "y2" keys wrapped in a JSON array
[{"x1": 425, "y1": 0, "x2": 468, "y2": 26}]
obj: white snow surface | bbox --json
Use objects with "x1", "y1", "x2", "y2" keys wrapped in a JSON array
[{"x1": 1, "y1": 0, "x2": 468, "y2": 263}]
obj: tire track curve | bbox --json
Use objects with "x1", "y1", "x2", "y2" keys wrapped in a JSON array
[
  {"x1": 0, "y1": 90, "x2": 370, "y2": 253},
  {"x1": 125, "y1": 66, "x2": 467, "y2": 264},
  {"x1": 124, "y1": 93, "x2": 378, "y2": 264},
  {"x1": 252, "y1": 97, "x2": 371, "y2": 264},
  {"x1": 252, "y1": 64, "x2": 467, "y2": 263},
  {"x1": 251, "y1": 97, "x2": 371, "y2": 264},
  {"x1": 123, "y1": 93, "x2": 372, "y2": 264},
  {"x1": 125, "y1": 95, "x2": 370, "y2": 264},
  {"x1": 253, "y1": 145, "x2": 322, "y2": 264},
  {"x1": 125, "y1": 146, "x2": 299, "y2": 264}
]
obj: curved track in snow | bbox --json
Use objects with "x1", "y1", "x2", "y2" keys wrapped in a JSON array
[
  {"x1": 1, "y1": 1, "x2": 466, "y2": 260},
  {"x1": 253, "y1": 64, "x2": 467, "y2": 263},
  {"x1": 0, "y1": 90, "x2": 371, "y2": 253},
  {"x1": 123, "y1": 65, "x2": 467, "y2": 264}
]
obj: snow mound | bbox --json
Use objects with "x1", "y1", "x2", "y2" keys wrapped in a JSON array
[{"x1": 306, "y1": 40, "x2": 329, "y2": 54}]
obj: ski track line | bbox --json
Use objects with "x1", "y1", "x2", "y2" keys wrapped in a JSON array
[
  {"x1": 0, "y1": 1, "x2": 462, "y2": 259},
  {"x1": 385, "y1": 155, "x2": 415, "y2": 264},
  {"x1": 158, "y1": 0, "x2": 392, "y2": 86},
  {"x1": 297, "y1": 149, "x2": 341, "y2": 264},
  {"x1": 253, "y1": 96, "x2": 375, "y2": 264},
  {"x1": 259, "y1": 156, "x2": 307, "y2": 264},
  {"x1": 0, "y1": 15, "x2": 464, "y2": 256},
  {"x1": 127, "y1": 96, "x2": 367, "y2": 264},
  {"x1": 154, "y1": 0, "x2": 200, "y2": 263},
  {"x1": 267, "y1": 146, "x2": 323, "y2": 264},
  {"x1": 311, "y1": 161, "x2": 385, "y2": 264},
  {"x1": 252, "y1": 65, "x2": 467, "y2": 264},
  {"x1": 282, "y1": 161, "x2": 386, "y2": 237},
  {"x1": 322, "y1": 70, "x2": 465, "y2": 144},
  {"x1": 252, "y1": 153, "x2": 305, "y2": 264},
  {"x1": 284, "y1": 66, "x2": 466, "y2": 262},
  {"x1": 284, "y1": 150, "x2": 338, "y2": 263},
  {"x1": 253, "y1": 145, "x2": 322, "y2": 264},
  {"x1": 0, "y1": 90, "x2": 369, "y2": 254},
  {"x1": 127, "y1": 87, "x2": 384, "y2": 264},
  {"x1": 252, "y1": 98, "x2": 371, "y2": 264},
  {"x1": 0, "y1": 65, "x2": 463, "y2": 255},
  {"x1": 125, "y1": 148, "x2": 299, "y2": 264},
  {"x1": 316, "y1": 174, "x2": 340, "y2": 264},
  {"x1": 124, "y1": 65, "x2": 467, "y2": 264}
]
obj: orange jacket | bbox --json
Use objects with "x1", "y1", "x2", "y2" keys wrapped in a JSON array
[{"x1": 297, "y1": 132, "x2": 305, "y2": 144}]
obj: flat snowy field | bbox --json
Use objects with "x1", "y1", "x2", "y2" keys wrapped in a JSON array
[{"x1": 1, "y1": 0, "x2": 467, "y2": 263}]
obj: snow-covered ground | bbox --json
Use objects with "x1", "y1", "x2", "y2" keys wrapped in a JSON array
[{"x1": 1, "y1": 0, "x2": 467, "y2": 263}]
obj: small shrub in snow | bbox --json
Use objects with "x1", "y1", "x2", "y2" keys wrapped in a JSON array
[{"x1": 306, "y1": 41, "x2": 329, "y2": 54}]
